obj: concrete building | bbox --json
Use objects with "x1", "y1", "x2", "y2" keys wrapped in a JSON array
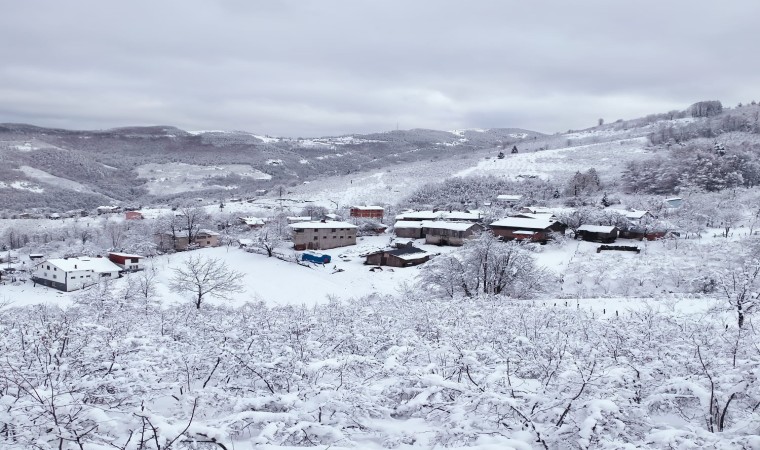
[
  {"x1": 32, "y1": 256, "x2": 122, "y2": 292},
  {"x1": 290, "y1": 220, "x2": 358, "y2": 250}
]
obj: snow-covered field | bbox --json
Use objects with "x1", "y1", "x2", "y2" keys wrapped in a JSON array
[{"x1": 135, "y1": 162, "x2": 272, "y2": 195}]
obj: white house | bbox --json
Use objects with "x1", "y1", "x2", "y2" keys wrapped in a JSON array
[{"x1": 32, "y1": 257, "x2": 122, "y2": 292}]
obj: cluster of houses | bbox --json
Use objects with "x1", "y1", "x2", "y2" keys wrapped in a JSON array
[
  {"x1": 31, "y1": 252, "x2": 145, "y2": 292},
  {"x1": 285, "y1": 202, "x2": 668, "y2": 268}
]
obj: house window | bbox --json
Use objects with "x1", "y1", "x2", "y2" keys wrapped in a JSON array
[
  {"x1": 207, "y1": 241, "x2": 211, "y2": 245},
  {"x1": 53, "y1": 275, "x2": 57, "y2": 279},
  {"x1": 340, "y1": 236, "x2": 344, "y2": 239},
  {"x1": 332, "y1": 229, "x2": 336, "y2": 232},
  {"x1": 71, "y1": 276, "x2": 76, "y2": 279},
  {"x1": 47, "y1": 265, "x2": 50, "y2": 270},
  {"x1": 314, "y1": 237, "x2": 318, "y2": 240},
  {"x1": 101, "y1": 273, "x2": 111, "y2": 277},
  {"x1": 295, "y1": 229, "x2": 304, "y2": 233}
]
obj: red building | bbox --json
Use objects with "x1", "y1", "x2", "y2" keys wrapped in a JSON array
[
  {"x1": 125, "y1": 211, "x2": 144, "y2": 220},
  {"x1": 108, "y1": 252, "x2": 145, "y2": 271},
  {"x1": 350, "y1": 206, "x2": 384, "y2": 219}
]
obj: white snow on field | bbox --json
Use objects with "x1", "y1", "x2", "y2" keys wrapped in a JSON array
[
  {"x1": 252, "y1": 134, "x2": 281, "y2": 143},
  {"x1": 0, "y1": 236, "x2": 456, "y2": 309},
  {"x1": 10, "y1": 181, "x2": 44, "y2": 193},
  {"x1": 17, "y1": 166, "x2": 97, "y2": 193},
  {"x1": 455, "y1": 137, "x2": 650, "y2": 180},
  {"x1": 135, "y1": 162, "x2": 272, "y2": 195}
]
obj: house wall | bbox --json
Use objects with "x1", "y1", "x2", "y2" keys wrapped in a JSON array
[
  {"x1": 387, "y1": 254, "x2": 429, "y2": 267},
  {"x1": 365, "y1": 253, "x2": 384, "y2": 266},
  {"x1": 394, "y1": 227, "x2": 423, "y2": 239},
  {"x1": 32, "y1": 265, "x2": 96, "y2": 292},
  {"x1": 423, "y1": 226, "x2": 480, "y2": 246},
  {"x1": 293, "y1": 227, "x2": 357, "y2": 250},
  {"x1": 108, "y1": 254, "x2": 143, "y2": 271},
  {"x1": 155, "y1": 234, "x2": 190, "y2": 251},
  {"x1": 577, "y1": 230, "x2": 618, "y2": 243},
  {"x1": 195, "y1": 234, "x2": 220, "y2": 248},
  {"x1": 491, "y1": 227, "x2": 550, "y2": 242},
  {"x1": 350, "y1": 208, "x2": 383, "y2": 219}
]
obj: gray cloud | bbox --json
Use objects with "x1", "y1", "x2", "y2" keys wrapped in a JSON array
[{"x1": 1, "y1": 0, "x2": 758, "y2": 136}]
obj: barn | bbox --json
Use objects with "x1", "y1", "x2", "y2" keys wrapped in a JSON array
[
  {"x1": 108, "y1": 252, "x2": 145, "y2": 271},
  {"x1": 393, "y1": 220, "x2": 425, "y2": 238},
  {"x1": 422, "y1": 221, "x2": 483, "y2": 246},
  {"x1": 350, "y1": 206, "x2": 384, "y2": 219},
  {"x1": 364, "y1": 243, "x2": 431, "y2": 267},
  {"x1": 576, "y1": 225, "x2": 619, "y2": 243},
  {"x1": 489, "y1": 217, "x2": 566, "y2": 243}
]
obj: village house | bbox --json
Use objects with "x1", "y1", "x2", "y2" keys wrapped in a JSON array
[
  {"x1": 32, "y1": 256, "x2": 122, "y2": 292},
  {"x1": 393, "y1": 220, "x2": 425, "y2": 238},
  {"x1": 489, "y1": 217, "x2": 567, "y2": 243},
  {"x1": 576, "y1": 225, "x2": 619, "y2": 243},
  {"x1": 350, "y1": 206, "x2": 384, "y2": 219},
  {"x1": 239, "y1": 217, "x2": 266, "y2": 229},
  {"x1": 290, "y1": 220, "x2": 358, "y2": 250},
  {"x1": 287, "y1": 216, "x2": 313, "y2": 224},
  {"x1": 97, "y1": 205, "x2": 121, "y2": 215},
  {"x1": 154, "y1": 229, "x2": 220, "y2": 251},
  {"x1": 195, "y1": 230, "x2": 221, "y2": 247},
  {"x1": 125, "y1": 211, "x2": 144, "y2": 220},
  {"x1": 395, "y1": 210, "x2": 481, "y2": 222},
  {"x1": 495, "y1": 194, "x2": 523, "y2": 204},
  {"x1": 155, "y1": 231, "x2": 191, "y2": 251},
  {"x1": 363, "y1": 243, "x2": 431, "y2": 267},
  {"x1": 108, "y1": 252, "x2": 145, "y2": 271},
  {"x1": 421, "y1": 221, "x2": 483, "y2": 246}
]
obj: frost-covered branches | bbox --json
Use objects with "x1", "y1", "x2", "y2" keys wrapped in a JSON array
[
  {"x1": 420, "y1": 232, "x2": 549, "y2": 298},
  {"x1": 170, "y1": 255, "x2": 245, "y2": 309}
]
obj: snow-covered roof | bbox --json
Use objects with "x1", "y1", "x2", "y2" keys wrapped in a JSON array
[
  {"x1": 43, "y1": 257, "x2": 122, "y2": 273},
  {"x1": 240, "y1": 217, "x2": 265, "y2": 225},
  {"x1": 396, "y1": 211, "x2": 442, "y2": 220},
  {"x1": 513, "y1": 231, "x2": 536, "y2": 235},
  {"x1": 496, "y1": 194, "x2": 523, "y2": 201},
  {"x1": 607, "y1": 209, "x2": 650, "y2": 220},
  {"x1": 289, "y1": 221, "x2": 358, "y2": 229},
  {"x1": 394, "y1": 251, "x2": 432, "y2": 261},
  {"x1": 511, "y1": 213, "x2": 556, "y2": 220},
  {"x1": 197, "y1": 229, "x2": 220, "y2": 236},
  {"x1": 490, "y1": 217, "x2": 557, "y2": 230},
  {"x1": 393, "y1": 220, "x2": 424, "y2": 228},
  {"x1": 395, "y1": 210, "x2": 480, "y2": 221},
  {"x1": 577, "y1": 225, "x2": 617, "y2": 233},
  {"x1": 287, "y1": 216, "x2": 312, "y2": 222},
  {"x1": 520, "y1": 206, "x2": 554, "y2": 214},
  {"x1": 352, "y1": 205, "x2": 384, "y2": 210},
  {"x1": 420, "y1": 221, "x2": 480, "y2": 232},
  {"x1": 108, "y1": 252, "x2": 144, "y2": 258}
]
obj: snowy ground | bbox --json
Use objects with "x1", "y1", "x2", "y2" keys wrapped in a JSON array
[{"x1": 0, "y1": 235, "x2": 456, "y2": 309}]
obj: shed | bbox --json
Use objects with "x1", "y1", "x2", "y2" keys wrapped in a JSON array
[
  {"x1": 393, "y1": 220, "x2": 425, "y2": 238},
  {"x1": 364, "y1": 244, "x2": 431, "y2": 267},
  {"x1": 576, "y1": 225, "x2": 619, "y2": 243},
  {"x1": 489, "y1": 217, "x2": 566, "y2": 243},
  {"x1": 421, "y1": 221, "x2": 483, "y2": 246},
  {"x1": 350, "y1": 206, "x2": 384, "y2": 219},
  {"x1": 125, "y1": 211, "x2": 144, "y2": 220}
]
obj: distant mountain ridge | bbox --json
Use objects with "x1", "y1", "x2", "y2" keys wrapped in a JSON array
[{"x1": 0, "y1": 123, "x2": 543, "y2": 210}]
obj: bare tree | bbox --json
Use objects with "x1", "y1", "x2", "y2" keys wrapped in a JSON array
[
  {"x1": 170, "y1": 255, "x2": 245, "y2": 309},
  {"x1": 250, "y1": 224, "x2": 285, "y2": 257},
  {"x1": 178, "y1": 205, "x2": 209, "y2": 244},
  {"x1": 718, "y1": 260, "x2": 760, "y2": 328}
]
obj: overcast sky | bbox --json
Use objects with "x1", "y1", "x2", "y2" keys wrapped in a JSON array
[{"x1": 0, "y1": 1, "x2": 758, "y2": 137}]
